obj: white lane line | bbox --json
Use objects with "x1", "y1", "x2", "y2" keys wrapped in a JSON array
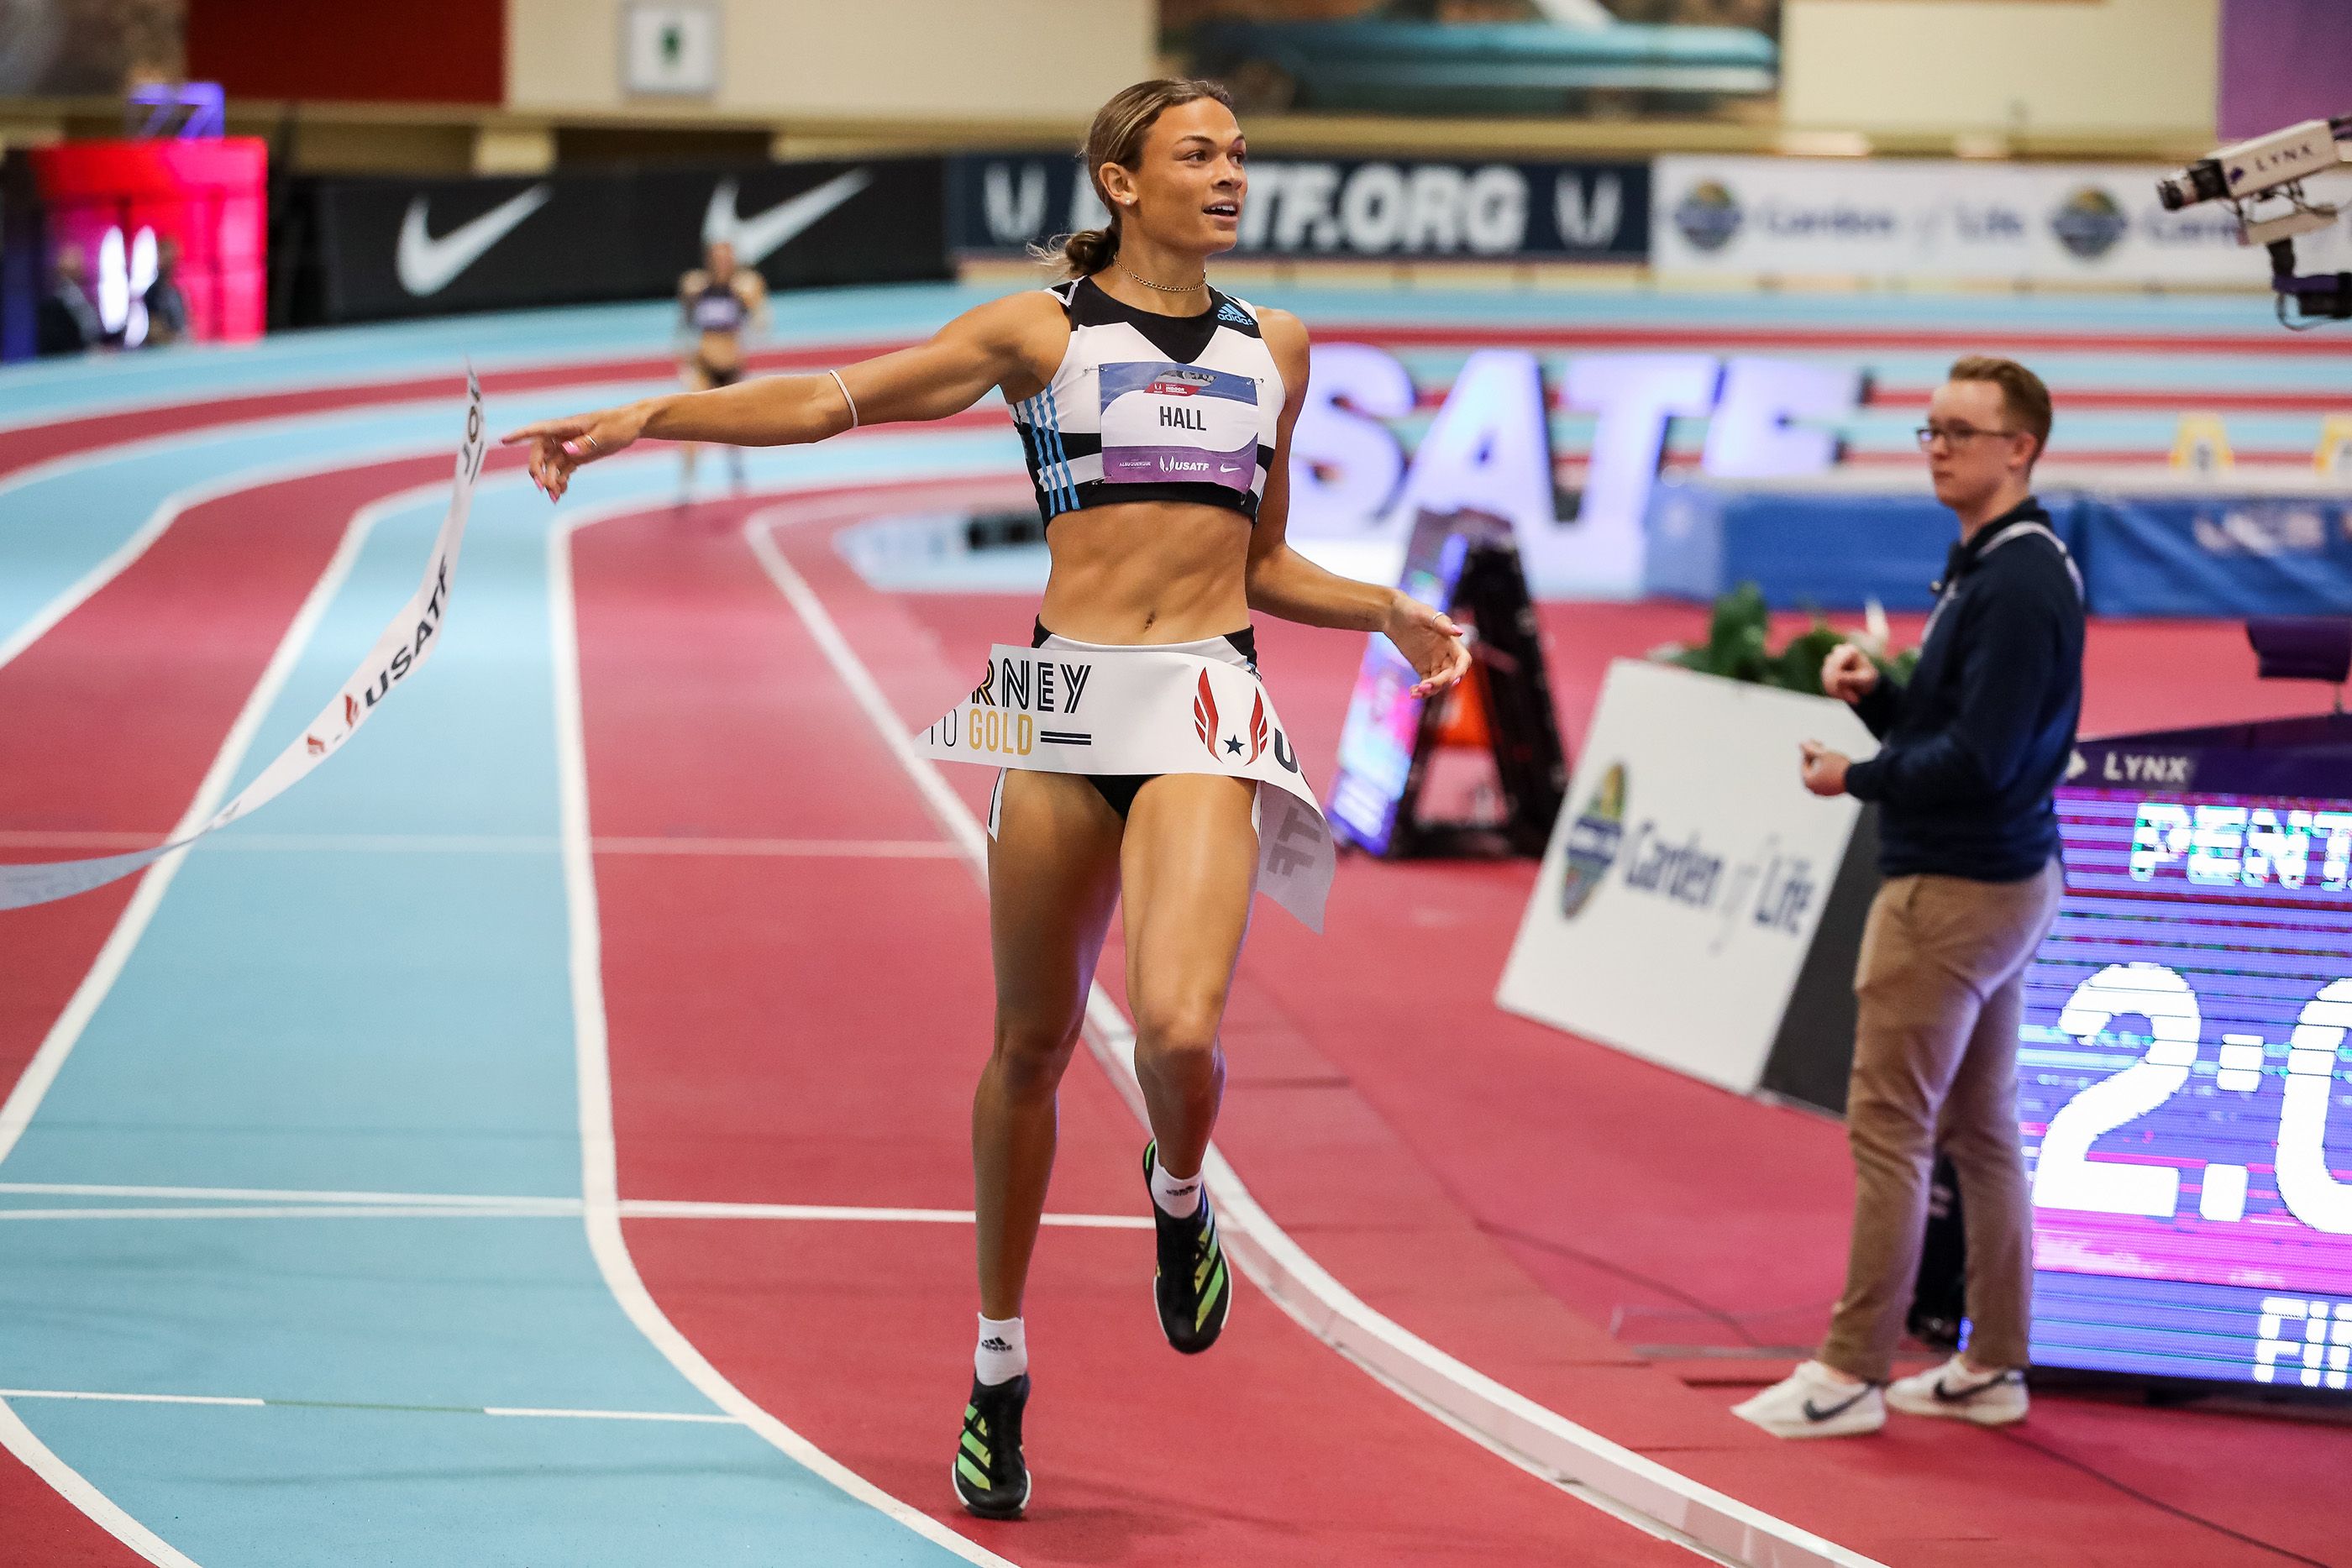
[
  {"x1": 0, "y1": 831, "x2": 956, "y2": 858},
  {"x1": 0, "y1": 1206, "x2": 571, "y2": 1222},
  {"x1": 549, "y1": 490, "x2": 1024, "y2": 1568},
  {"x1": 743, "y1": 512, "x2": 1883, "y2": 1568},
  {"x1": 620, "y1": 1200, "x2": 1149, "y2": 1229},
  {"x1": 0, "y1": 1401, "x2": 203, "y2": 1568},
  {"x1": 0, "y1": 1182, "x2": 572, "y2": 1207},
  {"x1": 0, "y1": 479, "x2": 451, "y2": 1172},
  {"x1": 0, "y1": 1189, "x2": 1148, "y2": 1229},
  {"x1": 2, "y1": 1390, "x2": 265, "y2": 1408},
  {"x1": 482, "y1": 1406, "x2": 739, "y2": 1424},
  {"x1": 1, "y1": 1389, "x2": 738, "y2": 1424},
  {"x1": 592, "y1": 836, "x2": 961, "y2": 858}
]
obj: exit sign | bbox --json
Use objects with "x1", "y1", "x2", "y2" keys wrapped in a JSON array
[{"x1": 623, "y1": 2, "x2": 720, "y2": 97}]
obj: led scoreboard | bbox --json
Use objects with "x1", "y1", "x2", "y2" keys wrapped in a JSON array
[{"x1": 2024, "y1": 742, "x2": 2352, "y2": 1395}]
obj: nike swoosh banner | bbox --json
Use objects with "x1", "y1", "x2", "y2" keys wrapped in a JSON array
[
  {"x1": 299, "y1": 158, "x2": 946, "y2": 323},
  {"x1": 0, "y1": 373, "x2": 486, "y2": 911}
]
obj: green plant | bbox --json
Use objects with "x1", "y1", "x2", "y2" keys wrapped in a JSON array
[{"x1": 1652, "y1": 583, "x2": 1914, "y2": 696}]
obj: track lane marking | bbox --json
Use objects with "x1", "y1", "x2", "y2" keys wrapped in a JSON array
[
  {"x1": 0, "y1": 477, "x2": 459, "y2": 1170},
  {"x1": 0, "y1": 473, "x2": 485, "y2": 1568},
  {"x1": 3, "y1": 1389, "x2": 738, "y2": 1424},
  {"x1": 744, "y1": 507, "x2": 1884, "y2": 1568},
  {"x1": 0, "y1": 1403, "x2": 200, "y2": 1568},
  {"x1": 548, "y1": 488, "x2": 1026, "y2": 1568},
  {"x1": 3, "y1": 830, "x2": 957, "y2": 857},
  {"x1": 0, "y1": 1185, "x2": 1151, "y2": 1229}
]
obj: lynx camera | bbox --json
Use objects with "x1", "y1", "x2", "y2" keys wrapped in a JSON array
[{"x1": 2160, "y1": 116, "x2": 2352, "y2": 325}]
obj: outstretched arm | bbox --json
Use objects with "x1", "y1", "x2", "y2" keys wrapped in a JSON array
[
  {"x1": 503, "y1": 291, "x2": 1045, "y2": 501},
  {"x1": 1244, "y1": 311, "x2": 1469, "y2": 699}
]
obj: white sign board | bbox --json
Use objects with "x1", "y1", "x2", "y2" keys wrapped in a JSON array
[
  {"x1": 1497, "y1": 659, "x2": 1877, "y2": 1093},
  {"x1": 624, "y1": 2, "x2": 720, "y2": 97},
  {"x1": 1653, "y1": 155, "x2": 2352, "y2": 286}
]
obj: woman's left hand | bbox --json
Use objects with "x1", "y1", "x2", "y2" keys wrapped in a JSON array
[{"x1": 1383, "y1": 593, "x2": 1472, "y2": 699}]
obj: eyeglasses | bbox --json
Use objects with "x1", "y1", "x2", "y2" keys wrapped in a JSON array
[{"x1": 1915, "y1": 423, "x2": 2021, "y2": 450}]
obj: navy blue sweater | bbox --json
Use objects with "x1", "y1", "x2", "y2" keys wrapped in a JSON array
[{"x1": 1843, "y1": 498, "x2": 2085, "y2": 882}]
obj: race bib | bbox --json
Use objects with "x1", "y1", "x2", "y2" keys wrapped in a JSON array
[
  {"x1": 914, "y1": 643, "x2": 1333, "y2": 931},
  {"x1": 1096, "y1": 361, "x2": 1261, "y2": 493}
]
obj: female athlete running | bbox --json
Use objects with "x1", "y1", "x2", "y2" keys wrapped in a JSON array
[
  {"x1": 675, "y1": 237, "x2": 767, "y2": 497},
  {"x1": 505, "y1": 77, "x2": 1469, "y2": 1520}
]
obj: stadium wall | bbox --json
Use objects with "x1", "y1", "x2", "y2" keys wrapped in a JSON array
[
  {"x1": 1782, "y1": 0, "x2": 2219, "y2": 144},
  {"x1": 504, "y1": 0, "x2": 1154, "y2": 123}
]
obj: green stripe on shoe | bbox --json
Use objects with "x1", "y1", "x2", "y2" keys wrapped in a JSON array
[
  {"x1": 1195, "y1": 1256, "x2": 1228, "y2": 1329},
  {"x1": 960, "y1": 1429, "x2": 991, "y2": 1466},
  {"x1": 957, "y1": 1455, "x2": 993, "y2": 1492}
]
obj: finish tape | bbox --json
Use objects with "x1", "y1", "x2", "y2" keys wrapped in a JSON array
[{"x1": 0, "y1": 371, "x2": 486, "y2": 912}]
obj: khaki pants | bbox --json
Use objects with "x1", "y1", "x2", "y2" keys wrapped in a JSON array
[{"x1": 1818, "y1": 862, "x2": 2062, "y2": 1383}]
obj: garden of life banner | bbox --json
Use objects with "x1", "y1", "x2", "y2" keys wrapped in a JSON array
[{"x1": 1159, "y1": 0, "x2": 1780, "y2": 121}]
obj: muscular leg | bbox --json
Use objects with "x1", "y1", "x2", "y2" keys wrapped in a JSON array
[
  {"x1": 974, "y1": 769, "x2": 1122, "y2": 1319},
  {"x1": 676, "y1": 362, "x2": 714, "y2": 496},
  {"x1": 1121, "y1": 774, "x2": 1259, "y2": 1180}
]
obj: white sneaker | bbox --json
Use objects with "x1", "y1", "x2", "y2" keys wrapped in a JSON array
[
  {"x1": 1730, "y1": 1361, "x2": 1886, "y2": 1440},
  {"x1": 1885, "y1": 1356, "x2": 2029, "y2": 1426}
]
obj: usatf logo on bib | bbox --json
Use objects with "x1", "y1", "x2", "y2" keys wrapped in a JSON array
[{"x1": 1097, "y1": 360, "x2": 1260, "y2": 493}]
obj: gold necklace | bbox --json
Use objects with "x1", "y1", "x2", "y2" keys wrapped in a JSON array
[{"x1": 1116, "y1": 263, "x2": 1206, "y2": 295}]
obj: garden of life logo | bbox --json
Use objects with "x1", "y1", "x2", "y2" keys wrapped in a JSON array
[{"x1": 1559, "y1": 763, "x2": 1628, "y2": 919}]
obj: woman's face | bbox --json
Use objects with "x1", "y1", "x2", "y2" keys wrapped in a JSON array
[{"x1": 1103, "y1": 97, "x2": 1247, "y2": 258}]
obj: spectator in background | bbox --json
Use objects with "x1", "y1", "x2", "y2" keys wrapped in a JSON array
[
  {"x1": 1735, "y1": 356, "x2": 2085, "y2": 1440},
  {"x1": 144, "y1": 237, "x2": 191, "y2": 346},
  {"x1": 37, "y1": 244, "x2": 103, "y2": 357}
]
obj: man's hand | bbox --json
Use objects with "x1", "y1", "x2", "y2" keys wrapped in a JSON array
[
  {"x1": 1799, "y1": 741, "x2": 1851, "y2": 797},
  {"x1": 1383, "y1": 592, "x2": 1471, "y2": 699},
  {"x1": 1821, "y1": 642, "x2": 1880, "y2": 705}
]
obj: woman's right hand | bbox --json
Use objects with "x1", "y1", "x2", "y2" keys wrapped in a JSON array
[
  {"x1": 1821, "y1": 642, "x2": 1880, "y2": 704},
  {"x1": 501, "y1": 401, "x2": 654, "y2": 502}
]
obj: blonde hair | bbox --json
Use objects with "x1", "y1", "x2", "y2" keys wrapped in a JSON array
[
  {"x1": 1948, "y1": 355, "x2": 2053, "y2": 465},
  {"x1": 1038, "y1": 77, "x2": 1235, "y2": 279}
]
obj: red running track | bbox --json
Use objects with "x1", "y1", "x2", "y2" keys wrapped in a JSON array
[
  {"x1": 599, "y1": 487, "x2": 2352, "y2": 1567},
  {"x1": 570, "y1": 492, "x2": 1714, "y2": 1565},
  {"x1": 883, "y1": 588, "x2": 2352, "y2": 1568}
]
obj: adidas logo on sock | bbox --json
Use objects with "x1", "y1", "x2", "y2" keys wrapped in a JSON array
[{"x1": 979, "y1": 1337, "x2": 1013, "y2": 1352}]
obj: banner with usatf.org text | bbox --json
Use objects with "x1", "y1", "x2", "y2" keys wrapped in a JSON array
[
  {"x1": 1497, "y1": 658, "x2": 1876, "y2": 1095},
  {"x1": 1653, "y1": 155, "x2": 2352, "y2": 285},
  {"x1": 950, "y1": 152, "x2": 1649, "y2": 262}
]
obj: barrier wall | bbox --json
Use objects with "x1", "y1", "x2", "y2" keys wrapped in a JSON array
[
  {"x1": 948, "y1": 151, "x2": 1651, "y2": 265},
  {"x1": 1645, "y1": 480, "x2": 2352, "y2": 618},
  {"x1": 294, "y1": 157, "x2": 945, "y2": 323}
]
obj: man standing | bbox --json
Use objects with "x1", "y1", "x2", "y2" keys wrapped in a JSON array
[
  {"x1": 36, "y1": 244, "x2": 103, "y2": 357},
  {"x1": 1734, "y1": 356, "x2": 2084, "y2": 1439},
  {"x1": 144, "y1": 237, "x2": 192, "y2": 346}
]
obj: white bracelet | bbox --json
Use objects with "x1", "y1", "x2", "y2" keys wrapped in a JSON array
[{"x1": 827, "y1": 368, "x2": 860, "y2": 430}]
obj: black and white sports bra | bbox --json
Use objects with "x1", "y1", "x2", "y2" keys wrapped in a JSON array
[
  {"x1": 1010, "y1": 276, "x2": 1286, "y2": 526},
  {"x1": 686, "y1": 278, "x2": 749, "y2": 334}
]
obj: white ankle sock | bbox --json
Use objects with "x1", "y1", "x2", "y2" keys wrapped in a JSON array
[
  {"x1": 974, "y1": 1314, "x2": 1026, "y2": 1385},
  {"x1": 1150, "y1": 1154, "x2": 1204, "y2": 1219}
]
